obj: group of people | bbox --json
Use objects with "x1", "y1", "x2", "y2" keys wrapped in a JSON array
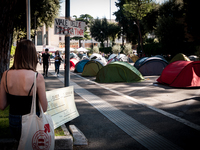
[
  {"x1": 38, "y1": 48, "x2": 62, "y2": 77},
  {"x1": 0, "y1": 40, "x2": 63, "y2": 147}
]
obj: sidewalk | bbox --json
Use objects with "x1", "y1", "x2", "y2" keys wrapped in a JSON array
[{"x1": 1, "y1": 63, "x2": 200, "y2": 150}]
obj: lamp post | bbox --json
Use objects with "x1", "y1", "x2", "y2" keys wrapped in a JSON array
[
  {"x1": 65, "y1": 0, "x2": 70, "y2": 87},
  {"x1": 121, "y1": 26, "x2": 124, "y2": 46},
  {"x1": 26, "y1": 0, "x2": 31, "y2": 40},
  {"x1": 134, "y1": 21, "x2": 143, "y2": 57}
]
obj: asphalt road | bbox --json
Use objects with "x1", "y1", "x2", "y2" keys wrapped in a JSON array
[{"x1": 40, "y1": 64, "x2": 200, "y2": 150}]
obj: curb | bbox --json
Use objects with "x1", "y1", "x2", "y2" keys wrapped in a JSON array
[
  {"x1": 0, "y1": 138, "x2": 18, "y2": 150},
  {"x1": 0, "y1": 125, "x2": 73, "y2": 150},
  {"x1": 0, "y1": 124, "x2": 88, "y2": 150}
]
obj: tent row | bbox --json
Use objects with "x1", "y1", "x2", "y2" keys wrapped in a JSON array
[
  {"x1": 72, "y1": 54, "x2": 144, "y2": 83},
  {"x1": 69, "y1": 52, "x2": 200, "y2": 87}
]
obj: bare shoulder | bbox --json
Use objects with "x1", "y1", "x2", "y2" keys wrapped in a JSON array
[
  {"x1": 1, "y1": 70, "x2": 7, "y2": 83},
  {"x1": 37, "y1": 73, "x2": 45, "y2": 83},
  {"x1": 2, "y1": 70, "x2": 7, "y2": 77}
]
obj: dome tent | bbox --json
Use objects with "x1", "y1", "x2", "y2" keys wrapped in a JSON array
[
  {"x1": 134, "y1": 57, "x2": 148, "y2": 69},
  {"x1": 70, "y1": 58, "x2": 79, "y2": 71},
  {"x1": 107, "y1": 57, "x2": 119, "y2": 64},
  {"x1": 135, "y1": 57, "x2": 168, "y2": 76},
  {"x1": 96, "y1": 61, "x2": 144, "y2": 83},
  {"x1": 117, "y1": 54, "x2": 128, "y2": 62},
  {"x1": 70, "y1": 52, "x2": 80, "y2": 60},
  {"x1": 188, "y1": 55, "x2": 199, "y2": 61},
  {"x1": 89, "y1": 53, "x2": 107, "y2": 66},
  {"x1": 82, "y1": 59, "x2": 105, "y2": 77},
  {"x1": 130, "y1": 54, "x2": 139, "y2": 63},
  {"x1": 169, "y1": 53, "x2": 190, "y2": 63},
  {"x1": 157, "y1": 61, "x2": 200, "y2": 87},
  {"x1": 74, "y1": 59, "x2": 89, "y2": 73},
  {"x1": 90, "y1": 53, "x2": 102, "y2": 60},
  {"x1": 108, "y1": 53, "x2": 117, "y2": 61}
]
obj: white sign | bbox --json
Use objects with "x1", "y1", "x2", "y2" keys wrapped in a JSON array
[
  {"x1": 54, "y1": 18, "x2": 86, "y2": 37},
  {"x1": 45, "y1": 86, "x2": 79, "y2": 129}
]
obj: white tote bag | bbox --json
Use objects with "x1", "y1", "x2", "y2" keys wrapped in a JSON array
[{"x1": 18, "y1": 73, "x2": 54, "y2": 150}]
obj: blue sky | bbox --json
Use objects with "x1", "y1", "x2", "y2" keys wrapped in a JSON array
[{"x1": 59, "y1": 0, "x2": 166, "y2": 19}]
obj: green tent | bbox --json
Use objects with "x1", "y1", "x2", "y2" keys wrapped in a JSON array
[
  {"x1": 82, "y1": 60, "x2": 104, "y2": 77},
  {"x1": 169, "y1": 53, "x2": 190, "y2": 63},
  {"x1": 96, "y1": 61, "x2": 144, "y2": 83}
]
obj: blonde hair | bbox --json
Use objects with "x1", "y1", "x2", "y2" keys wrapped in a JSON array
[{"x1": 11, "y1": 40, "x2": 38, "y2": 71}]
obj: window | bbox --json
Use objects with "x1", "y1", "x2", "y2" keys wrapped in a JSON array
[{"x1": 37, "y1": 31, "x2": 42, "y2": 45}]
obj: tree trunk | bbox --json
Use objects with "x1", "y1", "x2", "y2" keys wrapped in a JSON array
[
  {"x1": 79, "y1": 39, "x2": 81, "y2": 47},
  {"x1": 136, "y1": 20, "x2": 144, "y2": 55},
  {"x1": 0, "y1": 0, "x2": 17, "y2": 81}
]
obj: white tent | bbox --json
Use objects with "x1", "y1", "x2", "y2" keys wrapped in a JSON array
[
  {"x1": 108, "y1": 54, "x2": 117, "y2": 61},
  {"x1": 117, "y1": 54, "x2": 128, "y2": 62},
  {"x1": 90, "y1": 53, "x2": 103, "y2": 60},
  {"x1": 55, "y1": 47, "x2": 75, "y2": 53},
  {"x1": 189, "y1": 55, "x2": 199, "y2": 61},
  {"x1": 70, "y1": 47, "x2": 75, "y2": 51},
  {"x1": 77, "y1": 47, "x2": 89, "y2": 52},
  {"x1": 70, "y1": 53, "x2": 80, "y2": 60},
  {"x1": 90, "y1": 53, "x2": 107, "y2": 65}
]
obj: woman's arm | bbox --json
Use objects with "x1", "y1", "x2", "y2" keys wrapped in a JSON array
[
  {"x1": 37, "y1": 73, "x2": 48, "y2": 112},
  {"x1": 0, "y1": 71, "x2": 8, "y2": 110}
]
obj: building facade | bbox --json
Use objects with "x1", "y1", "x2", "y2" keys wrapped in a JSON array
[{"x1": 35, "y1": 18, "x2": 124, "y2": 52}]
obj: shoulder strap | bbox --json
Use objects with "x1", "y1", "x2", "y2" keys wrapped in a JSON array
[
  {"x1": 5, "y1": 70, "x2": 9, "y2": 93},
  {"x1": 28, "y1": 72, "x2": 38, "y2": 96}
]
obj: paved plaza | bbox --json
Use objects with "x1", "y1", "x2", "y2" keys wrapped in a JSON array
[{"x1": 36, "y1": 63, "x2": 200, "y2": 150}]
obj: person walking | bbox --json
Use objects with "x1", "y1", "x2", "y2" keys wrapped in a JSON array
[
  {"x1": 42, "y1": 48, "x2": 51, "y2": 77},
  {"x1": 38, "y1": 52, "x2": 42, "y2": 64},
  {"x1": 54, "y1": 50, "x2": 62, "y2": 77},
  {"x1": 0, "y1": 39, "x2": 48, "y2": 142}
]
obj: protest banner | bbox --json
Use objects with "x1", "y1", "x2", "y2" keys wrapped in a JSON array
[
  {"x1": 45, "y1": 86, "x2": 79, "y2": 129},
  {"x1": 54, "y1": 18, "x2": 86, "y2": 37}
]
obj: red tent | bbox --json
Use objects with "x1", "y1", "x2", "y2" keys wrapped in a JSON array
[
  {"x1": 70, "y1": 58, "x2": 79, "y2": 71},
  {"x1": 157, "y1": 61, "x2": 200, "y2": 87}
]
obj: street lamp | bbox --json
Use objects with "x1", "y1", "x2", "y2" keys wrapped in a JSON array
[
  {"x1": 100, "y1": 31, "x2": 104, "y2": 48},
  {"x1": 26, "y1": 0, "x2": 31, "y2": 40},
  {"x1": 134, "y1": 21, "x2": 143, "y2": 57},
  {"x1": 121, "y1": 26, "x2": 124, "y2": 46}
]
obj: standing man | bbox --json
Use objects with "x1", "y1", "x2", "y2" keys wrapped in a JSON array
[{"x1": 42, "y1": 48, "x2": 51, "y2": 77}]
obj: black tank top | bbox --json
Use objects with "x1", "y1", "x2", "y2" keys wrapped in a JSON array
[{"x1": 6, "y1": 71, "x2": 40, "y2": 115}]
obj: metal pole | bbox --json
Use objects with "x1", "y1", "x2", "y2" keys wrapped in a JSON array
[
  {"x1": 110, "y1": 0, "x2": 111, "y2": 21},
  {"x1": 26, "y1": 0, "x2": 31, "y2": 40},
  {"x1": 65, "y1": 0, "x2": 70, "y2": 87}
]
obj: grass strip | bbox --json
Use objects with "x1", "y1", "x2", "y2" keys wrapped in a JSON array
[{"x1": 0, "y1": 108, "x2": 65, "y2": 137}]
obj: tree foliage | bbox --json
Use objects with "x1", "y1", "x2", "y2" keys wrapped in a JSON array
[
  {"x1": 15, "y1": 0, "x2": 60, "y2": 37},
  {"x1": 0, "y1": 0, "x2": 61, "y2": 80},
  {"x1": 123, "y1": 0, "x2": 155, "y2": 53},
  {"x1": 90, "y1": 18, "x2": 109, "y2": 47},
  {"x1": 155, "y1": 0, "x2": 185, "y2": 56},
  {"x1": 123, "y1": 43, "x2": 133, "y2": 55},
  {"x1": 108, "y1": 23, "x2": 121, "y2": 46},
  {"x1": 114, "y1": 0, "x2": 138, "y2": 44},
  {"x1": 92, "y1": 46, "x2": 99, "y2": 54},
  {"x1": 183, "y1": 0, "x2": 200, "y2": 42},
  {"x1": 71, "y1": 14, "x2": 93, "y2": 42},
  {"x1": 112, "y1": 45, "x2": 121, "y2": 54},
  {"x1": 113, "y1": 0, "x2": 199, "y2": 57},
  {"x1": 123, "y1": 0, "x2": 154, "y2": 20}
]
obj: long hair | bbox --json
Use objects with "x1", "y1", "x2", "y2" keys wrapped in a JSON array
[
  {"x1": 11, "y1": 40, "x2": 38, "y2": 71},
  {"x1": 55, "y1": 50, "x2": 59, "y2": 56}
]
